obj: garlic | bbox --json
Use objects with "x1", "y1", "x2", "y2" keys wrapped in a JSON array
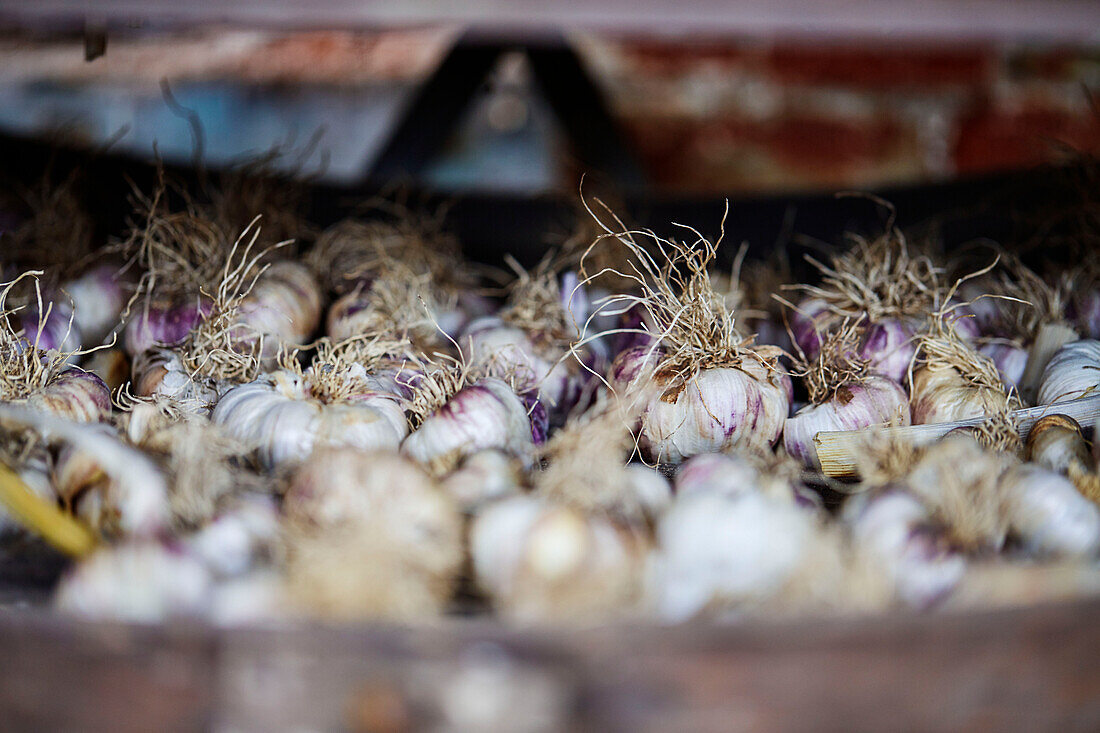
[
  {"x1": 401, "y1": 377, "x2": 536, "y2": 472},
  {"x1": 978, "y1": 341, "x2": 1028, "y2": 389},
  {"x1": 785, "y1": 324, "x2": 910, "y2": 468},
  {"x1": 1037, "y1": 339, "x2": 1099, "y2": 405},
  {"x1": 674, "y1": 451, "x2": 812, "y2": 508},
  {"x1": 631, "y1": 357, "x2": 790, "y2": 463},
  {"x1": 901, "y1": 434, "x2": 1014, "y2": 550},
  {"x1": 442, "y1": 449, "x2": 524, "y2": 513},
  {"x1": 1026, "y1": 414, "x2": 1091, "y2": 476},
  {"x1": 64, "y1": 265, "x2": 127, "y2": 345},
  {"x1": 214, "y1": 369, "x2": 407, "y2": 469},
  {"x1": 648, "y1": 490, "x2": 818, "y2": 621},
  {"x1": 20, "y1": 369, "x2": 112, "y2": 422},
  {"x1": 471, "y1": 495, "x2": 647, "y2": 622},
  {"x1": 124, "y1": 297, "x2": 211, "y2": 356},
  {"x1": 131, "y1": 347, "x2": 220, "y2": 413},
  {"x1": 1000, "y1": 463, "x2": 1100, "y2": 558},
  {"x1": 54, "y1": 541, "x2": 213, "y2": 622},
  {"x1": 844, "y1": 489, "x2": 966, "y2": 609},
  {"x1": 282, "y1": 448, "x2": 464, "y2": 621},
  {"x1": 19, "y1": 298, "x2": 82, "y2": 356},
  {"x1": 184, "y1": 494, "x2": 281, "y2": 577},
  {"x1": 786, "y1": 378, "x2": 909, "y2": 468}
]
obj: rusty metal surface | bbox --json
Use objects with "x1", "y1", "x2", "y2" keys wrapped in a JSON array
[
  {"x1": 3, "y1": 0, "x2": 1100, "y2": 44},
  {"x1": 0, "y1": 598, "x2": 1098, "y2": 730}
]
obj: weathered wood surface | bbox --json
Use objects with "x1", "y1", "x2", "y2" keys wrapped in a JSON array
[{"x1": 0, "y1": 598, "x2": 1099, "y2": 731}]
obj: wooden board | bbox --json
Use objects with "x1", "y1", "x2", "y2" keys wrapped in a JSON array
[{"x1": 1, "y1": 598, "x2": 1099, "y2": 730}]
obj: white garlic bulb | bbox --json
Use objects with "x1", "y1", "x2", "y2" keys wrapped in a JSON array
[
  {"x1": 648, "y1": 490, "x2": 817, "y2": 621},
  {"x1": 131, "y1": 348, "x2": 220, "y2": 413},
  {"x1": 55, "y1": 541, "x2": 213, "y2": 623},
  {"x1": 471, "y1": 495, "x2": 647, "y2": 622},
  {"x1": 238, "y1": 260, "x2": 322, "y2": 352},
  {"x1": 784, "y1": 376, "x2": 909, "y2": 468},
  {"x1": 910, "y1": 365, "x2": 1012, "y2": 424},
  {"x1": 442, "y1": 449, "x2": 524, "y2": 512},
  {"x1": 1000, "y1": 463, "x2": 1100, "y2": 558},
  {"x1": 402, "y1": 377, "x2": 536, "y2": 470},
  {"x1": 185, "y1": 494, "x2": 281, "y2": 578},
  {"x1": 1037, "y1": 339, "x2": 1099, "y2": 405},
  {"x1": 213, "y1": 370, "x2": 407, "y2": 469}
]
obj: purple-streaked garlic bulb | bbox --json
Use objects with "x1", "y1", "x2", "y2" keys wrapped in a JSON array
[
  {"x1": 64, "y1": 265, "x2": 127, "y2": 345},
  {"x1": 1037, "y1": 340, "x2": 1099, "y2": 405},
  {"x1": 470, "y1": 495, "x2": 648, "y2": 622},
  {"x1": 20, "y1": 369, "x2": 111, "y2": 422},
  {"x1": 19, "y1": 298, "x2": 82, "y2": 356},
  {"x1": 124, "y1": 297, "x2": 211, "y2": 356},
  {"x1": 844, "y1": 489, "x2": 966, "y2": 609},
  {"x1": 1000, "y1": 463, "x2": 1100, "y2": 558},
  {"x1": 213, "y1": 370, "x2": 407, "y2": 469},
  {"x1": 785, "y1": 377, "x2": 909, "y2": 468},
  {"x1": 237, "y1": 260, "x2": 322, "y2": 354},
  {"x1": 979, "y1": 341, "x2": 1028, "y2": 389},
  {"x1": 648, "y1": 490, "x2": 818, "y2": 621},
  {"x1": 401, "y1": 377, "x2": 537, "y2": 471},
  {"x1": 790, "y1": 301, "x2": 917, "y2": 385},
  {"x1": 442, "y1": 449, "x2": 524, "y2": 513},
  {"x1": 55, "y1": 541, "x2": 213, "y2": 623}
]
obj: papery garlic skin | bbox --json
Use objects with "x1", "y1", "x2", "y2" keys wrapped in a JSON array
[
  {"x1": 1037, "y1": 340, "x2": 1099, "y2": 405},
  {"x1": 23, "y1": 369, "x2": 111, "y2": 422},
  {"x1": 1026, "y1": 415, "x2": 1090, "y2": 476},
  {"x1": 55, "y1": 542, "x2": 213, "y2": 623},
  {"x1": 910, "y1": 366, "x2": 1010, "y2": 424},
  {"x1": 402, "y1": 378, "x2": 535, "y2": 469},
  {"x1": 124, "y1": 298, "x2": 211, "y2": 357},
  {"x1": 784, "y1": 377, "x2": 910, "y2": 468},
  {"x1": 979, "y1": 342, "x2": 1028, "y2": 389},
  {"x1": 1001, "y1": 464, "x2": 1100, "y2": 559},
  {"x1": 65, "y1": 265, "x2": 126, "y2": 344},
  {"x1": 638, "y1": 362, "x2": 790, "y2": 463},
  {"x1": 471, "y1": 495, "x2": 644, "y2": 621},
  {"x1": 20, "y1": 299, "x2": 81, "y2": 356},
  {"x1": 674, "y1": 452, "x2": 760, "y2": 499},
  {"x1": 789, "y1": 297, "x2": 832, "y2": 357},
  {"x1": 624, "y1": 464, "x2": 673, "y2": 520},
  {"x1": 649, "y1": 491, "x2": 816, "y2": 622},
  {"x1": 213, "y1": 371, "x2": 407, "y2": 469},
  {"x1": 844, "y1": 489, "x2": 966, "y2": 609}
]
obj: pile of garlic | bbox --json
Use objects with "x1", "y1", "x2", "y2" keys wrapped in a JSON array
[{"x1": 4, "y1": 170, "x2": 1100, "y2": 629}]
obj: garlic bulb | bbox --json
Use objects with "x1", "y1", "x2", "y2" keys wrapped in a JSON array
[
  {"x1": 1077, "y1": 290, "x2": 1100, "y2": 339},
  {"x1": 184, "y1": 494, "x2": 281, "y2": 578},
  {"x1": 471, "y1": 495, "x2": 647, "y2": 621},
  {"x1": 20, "y1": 369, "x2": 112, "y2": 422},
  {"x1": 131, "y1": 347, "x2": 220, "y2": 412},
  {"x1": 784, "y1": 376, "x2": 909, "y2": 468},
  {"x1": 401, "y1": 377, "x2": 536, "y2": 471},
  {"x1": 902, "y1": 435, "x2": 1014, "y2": 550},
  {"x1": 674, "y1": 451, "x2": 813, "y2": 508},
  {"x1": 214, "y1": 370, "x2": 408, "y2": 469},
  {"x1": 1000, "y1": 463, "x2": 1100, "y2": 558},
  {"x1": 283, "y1": 448, "x2": 464, "y2": 621},
  {"x1": 633, "y1": 361, "x2": 790, "y2": 463},
  {"x1": 124, "y1": 297, "x2": 211, "y2": 356},
  {"x1": 844, "y1": 489, "x2": 966, "y2": 609},
  {"x1": 20, "y1": 298, "x2": 82, "y2": 355},
  {"x1": 979, "y1": 341, "x2": 1028, "y2": 389},
  {"x1": 54, "y1": 541, "x2": 213, "y2": 622},
  {"x1": 460, "y1": 317, "x2": 587, "y2": 422},
  {"x1": 442, "y1": 449, "x2": 524, "y2": 513},
  {"x1": 1037, "y1": 339, "x2": 1099, "y2": 405},
  {"x1": 237, "y1": 260, "x2": 322, "y2": 354},
  {"x1": 64, "y1": 265, "x2": 127, "y2": 345},
  {"x1": 648, "y1": 490, "x2": 818, "y2": 621}
]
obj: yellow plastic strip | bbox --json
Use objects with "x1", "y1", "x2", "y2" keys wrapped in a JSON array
[{"x1": 0, "y1": 463, "x2": 97, "y2": 558}]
